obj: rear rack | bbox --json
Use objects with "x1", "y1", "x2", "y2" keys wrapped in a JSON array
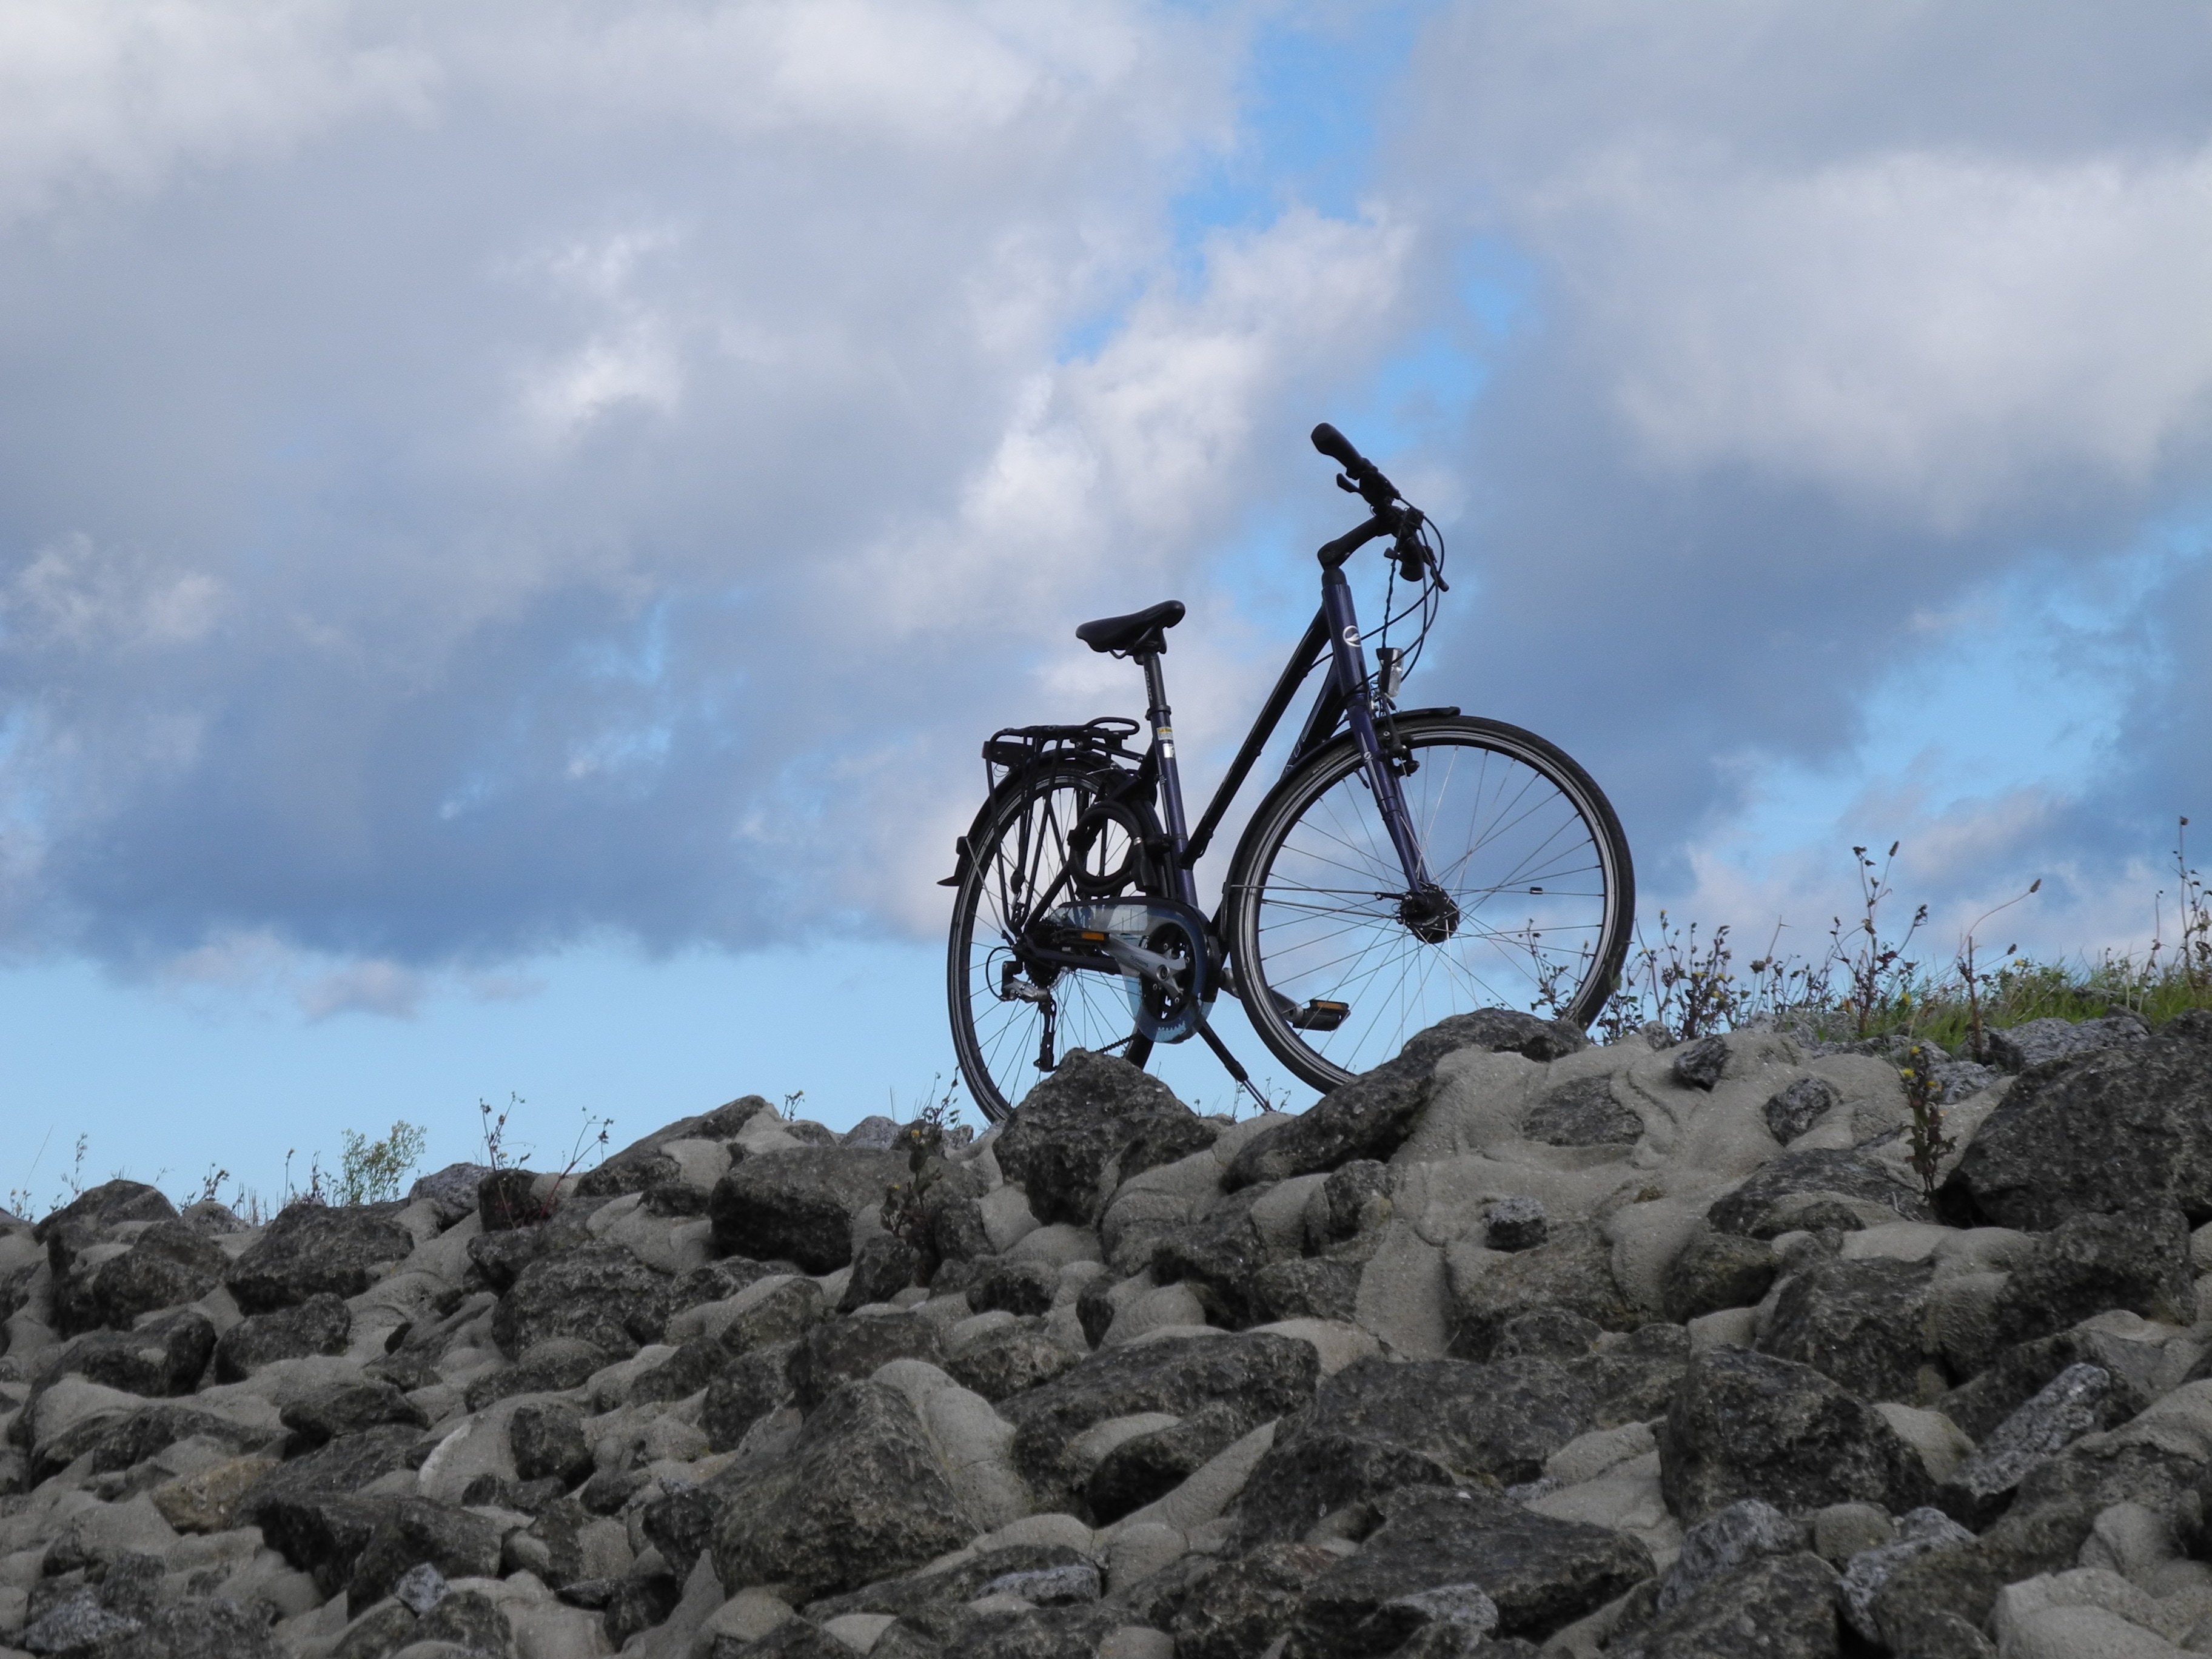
[{"x1": 982, "y1": 717, "x2": 1142, "y2": 789}]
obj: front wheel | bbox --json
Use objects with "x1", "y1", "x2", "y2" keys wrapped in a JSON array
[{"x1": 1225, "y1": 714, "x2": 1634, "y2": 1091}]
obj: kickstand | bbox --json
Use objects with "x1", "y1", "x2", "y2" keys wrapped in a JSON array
[{"x1": 1195, "y1": 1018, "x2": 1271, "y2": 1116}]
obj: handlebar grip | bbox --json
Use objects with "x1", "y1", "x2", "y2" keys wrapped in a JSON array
[{"x1": 1310, "y1": 423, "x2": 1369, "y2": 475}]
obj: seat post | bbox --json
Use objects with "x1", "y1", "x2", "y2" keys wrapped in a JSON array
[{"x1": 1138, "y1": 651, "x2": 1197, "y2": 905}]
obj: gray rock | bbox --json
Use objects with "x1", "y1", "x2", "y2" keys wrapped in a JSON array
[
  {"x1": 993, "y1": 1049, "x2": 1217, "y2": 1225},
  {"x1": 788, "y1": 1312, "x2": 944, "y2": 1412},
  {"x1": 708, "y1": 1147, "x2": 908, "y2": 1272},
  {"x1": 603, "y1": 1567, "x2": 685, "y2": 1648},
  {"x1": 1937, "y1": 1364, "x2": 2123, "y2": 1526},
  {"x1": 843, "y1": 1115, "x2": 902, "y2": 1150},
  {"x1": 416, "y1": 1587, "x2": 512, "y2": 1658},
  {"x1": 575, "y1": 1096, "x2": 774, "y2": 1200},
  {"x1": 464, "y1": 1335, "x2": 609, "y2": 1410},
  {"x1": 20, "y1": 1591, "x2": 141, "y2": 1655},
  {"x1": 1671, "y1": 1034, "x2": 1729, "y2": 1091},
  {"x1": 1755, "y1": 1256, "x2": 1936, "y2": 1402},
  {"x1": 1446, "y1": 1222, "x2": 1638, "y2": 1359},
  {"x1": 1661, "y1": 1230, "x2": 1779, "y2": 1323},
  {"x1": 32, "y1": 1178, "x2": 177, "y2": 1245},
  {"x1": 1657, "y1": 1346, "x2": 1931, "y2": 1521},
  {"x1": 392, "y1": 1563, "x2": 451, "y2": 1615},
  {"x1": 464, "y1": 1224, "x2": 548, "y2": 1294},
  {"x1": 1250, "y1": 1256, "x2": 1362, "y2": 1324},
  {"x1": 489, "y1": 1241, "x2": 674, "y2": 1359},
  {"x1": 1001, "y1": 1332, "x2": 1318, "y2": 1507},
  {"x1": 72, "y1": 1400, "x2": 250, "y2": 1476},
  {"x1": 50, "y1": 1220, "x2": 228, "y2": 1336},
  {"x1": 1612, "y1": 1551, "x2": 1843, "y2": 1659},
  {"x1": 477, "y1": 1168, "x2": 545, "y2": 1232},
  {"x1": 407, "y1": 1162, "x2": 492, "y2": 1227},
  {"x1": 1523, "y1": 1077, "x2": 1644, "y2": 1147},
  {"x1": 1936, "y1": 1322, "x2": 2158, "y2": 1440},
  {"x1": 838, "y1": 1233, "x2": 921, "y2": 1312},
  {"x1": 1150, "y1": 1185, "x2": 1285, "y2": 1324},
  {"x1": 344, "y1": 1499, "x2": 505, "y2": 1607},
  {"x1": 1315, "y1": 1159, "x2": 1395, "y2": 1248},
  {"x1": 978, "y1": 1563, "x2": 1100, "y2": 1606},
  {"x1": 711, "y1": 1379, "x2": 971, "y2": 1601},
  {"x1": 1166, "y1": 1542, "x2": 1336, "y2": 1659},
  {"x1": 1486, "y1": 1197, "x2": 1549, "y2": 1252},
  {"x1": 1225, "y1": 1011, "x2": 1586, "y2": 1191},
  {"x1": 1084, "y1": 1399, "x2": 1245, "y2": 1522},
  {"x1": 628, "y1": 1333, "x2": 737, "y2": 1406},
  {"x1": 1984, "y1": 1012, "x2": 2150, "y2": 1074},
  {"x1": 109, "y1": 1596, "x2": 287, "y2": 1658},
  {"x1": 942, "y1": 1322, "x2": 1079, "y2": 1403},
  {"x1": 800, "y1": 1542, "x2": 1095, "y2": 1644},
  {"x1": 32, "y1": 1307, "x2": 215, "y2": 1399},
  {"x1": 1493, "y1": 1306, "x2": 1602, "y2": 1361},
  {"x1": 1985, "y1": 1202, "x2": 2197, "y2": 1346},
  {"x1": 1764, "y1": 1076, "x2": 1842, "y2": 1144},
  {"x1": 1840, "y1": 1506, "x2": 1974, "y2": 1644},
  {"x1": 1293, "y1": 1484, "x2": 1651, "y2": 1648},
  {"x1": 224, "y1": 1201, "x2": 417, "y2": 1313},
  {"x1": 213, "y1": 1292, "x2": 352, "y2": 1381},
  {"x1": 702, "y1": 1341, "x2": 798, "y2": 1453},
  {"x1": 1941, "y1": 1009, "x2": 2212, "y2": 1229},
  {"x1": 280, "y1": 1378, "x2": 429, "y2": 1449},
  {"x1": 719, "y1": 1276, "x2": 827, "y2": 1356},
  {"x1": 1707, "y1": 1149, "x2": 1929, "y2": 1238},
  {"x1": 509, "y1": 1401, "x2": 594, "y2": 1487},
  {"x1": 965, "y1": 1256, "x2": 1059, "y2": 1318},
  {"x1": 1657, "y1": 1498, "x2": 1806, "y2": 1611},
  {"x1": 1568, "y1": 1322, "x2": 1694, "y2": 1427},
  {"x1": 1230, "y1": 1355, "x2": 1590, "y2": 1547},
  {"x1": 334, "y1": 1598, "x2": 420, "y2": 1658}
]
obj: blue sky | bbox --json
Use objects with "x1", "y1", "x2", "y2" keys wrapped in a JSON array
[{"x1": 2, "y1": 1, "x2": 2208, "y2": 1210}]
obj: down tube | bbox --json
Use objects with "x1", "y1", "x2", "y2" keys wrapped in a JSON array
[{"x1": 1319, "y1": 568, "x2": 1433, "y2": 892}]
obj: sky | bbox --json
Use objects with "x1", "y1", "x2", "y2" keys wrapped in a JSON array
[{"x1": 2, "y1": 0, "x2": 2209, "y2": 1211}]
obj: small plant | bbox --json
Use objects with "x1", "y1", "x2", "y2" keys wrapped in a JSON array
[
  {"x1": 1898, "y1": 1041, "x2": 1959, "y2": 1205},
  {"x1": 281, "y1": 1148, "x2": 328, "y2": 1207},
  {"x1": 1956, "y1": 879, "x2": 2041, "y2": 1062},
  {"x1": 480, "y1": 1093, "x2": 525, "y2": 1170},
  {"x1": 1833, "y1": 843, "x2": 1929, "y2": 1039},
  {"x1": 192, "y1": 1165, "x2": 231, "y2": 1205},
  {"x1": 338, "y1": 1122, "x2": 429, "y2": 1206},
  {"x1": 781, "y1": 1090, "x2": 805, "y2": 1122}
]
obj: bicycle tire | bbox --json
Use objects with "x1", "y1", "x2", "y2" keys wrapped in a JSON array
[
  {"x1": 947, "y1": 758, "x2": 1159, "y2": 1122},
  {"x1": 1225, "y1": 714, "x2": 1634, "y2": 1091}
]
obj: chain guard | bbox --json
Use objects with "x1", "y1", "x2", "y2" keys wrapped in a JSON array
[{"x1": 1044, "y1": 899, "x2": 1216, "y2": 1044}]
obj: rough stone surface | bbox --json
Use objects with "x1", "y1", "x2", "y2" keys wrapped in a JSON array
[
  {"x1": 1485, "y1": 1196, "x2": 1549, "y2": 1252},
  {"x1": 33, "y1": 1306, "x2": 215, "y2": 1398},
  {"x1": 1838, "y1": 1506, "x2": 1976, "y2": 1644},
  {"x1": 788, "y1": 1312, "x2": 943, "y2": 1411},
  {"x1": 1661, "y1": 1230, "x2": 1779, "y2": 1323},
  {"x1": 50, "y1": 1220, "x2": 228, "y2": 1336},
  {"x1": 224, "y1": 1201, "x2": 417, "y2": 1313},
  {"x1": 708, "y1": 1147, "x2": 908, "y2": 1272},
  {"x1": 943, "y1": 1322, "x2": 1079, "y2": 1402},
  {"x1": 1446, "y1": 1222, "x2": 1638, "y2": 1359},
  {"x1": 1942, "y1": 1010, "x2": 2212, "y2": 1228},
  {"x1": 1657, "y1": 1498, "x2": 1807, "y2": 1610},
  {"x1": 993, "y1": 1048, "x2": 1218, "y2": 1225},
  {"x1": 213, "y1": 1291, "x2": 352, "y2": 1381},
  {"x1": 1937, "y1": 1364, "x2": 2125, "y2": 1526},
  {"x1": 702, "y1": 1340, "x2": 799, "y2": 1452},
  {"x1": 1756, "y1": 1256, "x2": 1936, "y2": 1402},
  {"x1": 1523, "y1": 1076, "x2": 1644, "y2": 1147},
  {"x1": 1983, "y1": 1012, "x2": 2150, "y2": 1074},
  {"x1": 489, "y1": 1240, "x2": 674, "y2": 1358},
  {"x1": 1614, "y1": 1551, "x2": 1843, "y2": 1659},
  {"x1": 1672, "y1": 1034, "x2": 1729, "y2": 1091},
  {"x1": 1166, "y1": 1542, "x2": 1335, "y2": 1659},
  {"x1": 1765, "y1": 1076, "x2": 1842, "y2": 1144},
  {"x1": 1708, "y1": 1150, "x2": 1929, "y2": 1238},
  {"x1": 1985, "y1": 1203, "x2": 2197, "y2": 1344},
  {"x1": 1658, "y1": 1345, "x2": 1932, "y2": 1521}
]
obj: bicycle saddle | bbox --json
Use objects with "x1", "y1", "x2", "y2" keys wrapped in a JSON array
[{"x1": 1076, "y1": 600, "x2": 1185, "y2": 655}]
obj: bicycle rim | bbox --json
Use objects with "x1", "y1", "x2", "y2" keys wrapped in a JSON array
[
  {"x1": 1228, "y1": 715, "x2": 1634, "y2": 1091},
  {"x1": 947, "y1": 764, "x2": 1147, "y2": 1121}
]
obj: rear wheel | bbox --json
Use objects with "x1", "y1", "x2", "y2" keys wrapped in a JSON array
[
  {"x1": 947, "y1": 762, "x2": 1156, "y2": 1121},
  {"x1": 1226, "y1": 714, "x2": 1634, "y2": 1091}
]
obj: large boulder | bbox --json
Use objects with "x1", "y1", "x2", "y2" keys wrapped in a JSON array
[
  {"x1": 1148, "y1": 1186, "x2": 1294, "y2": 1326},
  {"x1": 1937, "y1": 1322, "x2": 2160, "y2": 1441},
  {"x1": 1226, "y1": 1011, "x2": 1586, "y2": 1190},
  {"x1": 1612, "y1": 1551, "x2": 1843, "y2": 1659},
  {"x1": 1524, "y1": 1074, "x2": 1645, "y2": 1147},
  {"x1": 224, "y1": 1202, "x2": 416, "y2": 1313},
  {"x1": 991, "y1": 1049, "x2": 1217, "y2": 1226},
  {"x1": 577, "y1": 1095, "x2": 775, "y2": 1199},
  {"x1": 710, "y1": 1379, "x2": 970, "y2": 1602},
  {"x1": 1707, "y1": 1150, "x2": 1929, "y2": 1238},
  {"x1": 1291, "y1": 1484, "x2": 1652, "y2": 1651},
  {"x1": 32, "y1": 1308, "x2": 215, "y2": 1399},
  {"x1": 1661, "y1": 1230, "x2": 1779, "y2": 1323},
  {"x1": 1983, "y1": 1204, "x2": 2197, "y2": 1346},
  {"x1": 49, "y1": 1221, "x2": 228, "y2": 1336},
  {"x1": 1941, "y1": 1010, "x2": 2212, "y2": 1229},
  {"x1": 786, "y1": 1312, "x2": 945, "y2": 1412},
  {"x1": 212, "y1": 1292, "x2": 352, "y2": 1382},
  {"x1": 1657, "y1": 1346, "x2": 1931, "y2": 1521},
  {"x1": 707, "y1": 1147, "x2": 907, "y2": 1272},
  {"x1": 1983, "y1": 1012, "x2": 2150, "y2": 1074},
  {"x1": 1446, "y1": 1223, "x2": 1641, "y2": 1359},
  {"x1": 1231, "y1": 1354, "x2": 1592, "y2": 1547},
  {"x1": 1936, "y1": 1363, "x2": 2131, "y2": 1527},
  {"x1": 1755, "y1": 1256, "x2": 1937, "y2": 1403},
  {"x1": 1167, "y1": 1543, "x2": 1338, "y2": 1659},
  {"x1": 489, "y1": 1240, "x2": 673, "y2": 1359}
]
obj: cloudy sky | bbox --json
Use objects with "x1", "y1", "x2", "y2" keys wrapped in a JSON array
[{"x1": 3, "y1": 1, "x2": 2207, "y2": 1205}]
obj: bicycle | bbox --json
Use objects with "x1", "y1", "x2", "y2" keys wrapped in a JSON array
[{"x1": 944, "y1": 423, "x2": 1635, "y2": 1122}]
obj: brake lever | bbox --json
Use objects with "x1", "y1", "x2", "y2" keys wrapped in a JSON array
[{"x1": 1335, "y1": 474, "x2": 1359, "y2": 494}]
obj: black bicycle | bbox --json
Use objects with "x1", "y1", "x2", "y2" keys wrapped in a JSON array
[{"x1": 944, "y1": 424, "x2": 1635, "y2": 1121}]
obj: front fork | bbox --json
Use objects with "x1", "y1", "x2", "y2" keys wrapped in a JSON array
[{"x1": 1321, "y1": 567, "x2": 1435, "y2": 894}]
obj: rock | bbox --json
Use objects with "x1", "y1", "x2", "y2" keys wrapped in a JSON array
[
  {"x1": 1708, "y1": 1150, "x2": 1929, "y2": 1238},
  {"x1": 280, "y1": 1378, "x2": 429, "y2": 1449},
  {"x1": 800, "y1": 1541, "x2": 1094, "y2": 1643},
  {"x1": 1936, "y1": 1324, "x2": 2159, "y2": 1441},
  {"x1": 980, "y1": 1562, "x2": 1101, "y2": 1605},
  {"x1": 345, "y1": 1499, "x2": 505, "y2": 1606},
  {"x1": 788, "y1": 1313, "x2": 945, "y2": 1412},
  {"x1": 416, "y1": 1587, "x2": 513, "y2": 1657},
  {"x1": 1085, "y1": 1400, "x2": 1245, "y2": 1522},
  {"x1": 151, "y1": 1454, "x2": 280, "y2": 1533},
  {"x1": 1657, "y1": 1498, "x2": 1806, "y2": 1610},
  {"x1": 213, "y1": 1292, "x2": 352, "y2": 1381},
  {"x1": 1661, "y1": 1231, "x2": 1778, "y2": 1323},
  {"x1": 1165, "y1": 1542, "x2": 1336, "y2": 1659},
  {"x1": 32, "y1": 1178, "x2": 177, "y2": 1243},
  {"x1": 1938, "y1": 1364, "x2": 2127, "y2": 1526},
  {"x1": 1940, "y1": 1010, "x2": 2212, "y2": 1229},
  {"x1": 1985, "y1": 1204, "x2": 2197, "y2": 1346},
  {"x1": 1569, "y1": 1323, "x2": 1694, "y2": 1427},
  {"x1": 1493, "y1": 1306, "x2": 1602, "y2": 1361},
  {"x1": 1765, "y1": 1076, "x2": 1842, "y2": 1144},
  {"x1": 489, "y1": 1241, "x2": 674, "y2": 1358},
  {"x1": 1315, "y1": 1159, "x2": 1394, "y2": 1248},
  {"x1": 1524, "y1": 1076, "x2": 1644, "y2": 1147},
  {"x1": 1000, "y1": 1332, "x2": 1316, "y2": 1505},
  {"x1": 50, "y1": 1221, "x2": 228, "y2": 1336},
  {"x1": 1612, "y1": 1551, "x2": 1843, "y2": 1659},
  {"x1": 840, "y1": 1234, "x2": 922, "y2": 1312},
  {"x1": 1486, "y1": 1197, "x2": 1548, "y2": 1252},
  {"x1": 509, "y1": 1401, "x2": 594, "y2": 1487},
  {"x1": 1671, "y1": 1034, "x2": 1729, "y2": 1091},
  {"x1": 1755, "y1": 1256, "x2": 1936, "y2": 1402},
  {"x1": 719, "y1": 1277, "x2": 829, "y2": 1356},
  {"x1": 110, "y1": 1595, "x2": 287, "y2": 1658},
  {"x1": 1251, "y1": 1257, "x2": 1362, "y2": 1325},
  {"x1": 575, "y1": 1096, "x2": 774, "y2": 1200},
  {"x1": 477, "y1": 1167, "x2": 545, "y2": 1232},
  {"x1": 21, "y1": 1592, "x2": 144, "y2": 1654},
  {"x1": 464, "y1": 1335, "x2": 609, "y2": 1410},
  {"x1": 1293, "y1": 1484, "x2": 1651, "y2": 1649},
  {"x1": 966, "y1": 1257, "x2": 1060, "y2": 1318},
  {"x1": 703, "y1": 1341, "x2": 798, "y2": 1452},
  {"x1": 605, "y1": 1567, "x2": 686, "y2": 1647},
  {"x1": 1150, "y1": 1187, "x2": 1282, "y2": 1324},
  {"x1": 408, "y1": 1162, "x2": 492, "y2": 1226},
  {"x1": 1839, "y1": 1506, "x2": 1976, "y2": 1644},
  {"x1": 708, "y1": 1147, "x2": 908, "y2": 1272},
  {"x1": 464, "y1": 1225, "x2": 548, "y2": 1294},
  {"x1": 1446, "y1": 1222, "x2": 1638, "y2": 1359},
  {"x1": 1230, "y1": 1354, "x2": 1590, "y2": 1547},
  {"x1": 1227, "y1": 1011, "x2": 1585, "y2": 1190},
  {"x1": 993, "y1": 1050, "x2": 1217, "y2": 1226},
  {"x1": 1657, "y1": 1346, "x2": 1931, "y2": 1521},
  {"x1": 711, "y1": 1379, "x2": 971, "y2": 1601},
  {"x1": 224, "y1": 1201, "x2": 417, "y2": 1312},
  {"x1": 32, "y1": 1307, "x2": 215, "y2": 1399},
  {"x1": 1983, "y1": 1013, "x2": 2150, "y2": 1074},
  {"x1": 943, "y1": 1323, "x2": 1079, "y2": 1403}
]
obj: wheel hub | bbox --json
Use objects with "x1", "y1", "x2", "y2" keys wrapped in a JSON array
[{"x1": 1398, "y1": 884, "x2": 1460, "y2": 945}]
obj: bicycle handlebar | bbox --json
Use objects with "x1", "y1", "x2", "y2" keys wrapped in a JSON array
[{"x1": 1310, "y1": 422, "x2": 1369, "y2": 474}]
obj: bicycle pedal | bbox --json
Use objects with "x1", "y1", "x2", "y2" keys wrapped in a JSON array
[{"x1": 1287, "y1": 999, "x2": 1349, "y2": 1032}]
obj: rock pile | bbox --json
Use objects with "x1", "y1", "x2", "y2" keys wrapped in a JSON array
[{"x1": 4, "y1": 1008, "x2": 2211, "y2": 1658}]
